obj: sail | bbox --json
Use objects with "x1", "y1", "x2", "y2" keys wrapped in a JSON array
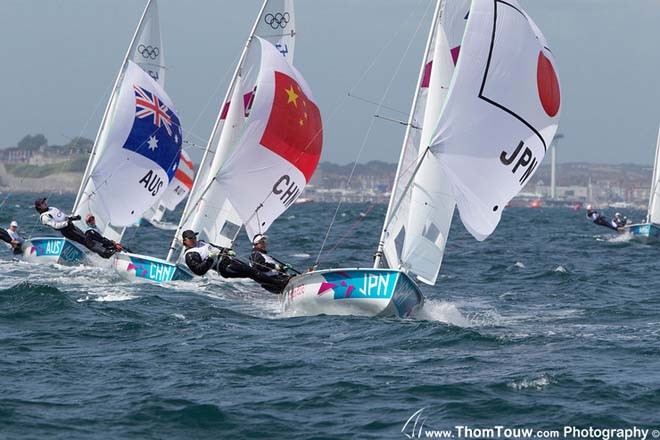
[
  {"x1": 647, "y1": 125, "x2": 660, "y2": 223},
  {"x1": 429, "y1": 0, "x2": 561, "y2": 241},
  {"x1": 73, "y1": 0, "x2": 169, "y2": 242},
  {"x1": 130, "y1": 0, "x2": 165, "y2": 86},
  {"x1": 145, "y1": 149, "x2": 194, "y2": 223},
  {"x1": 379, "y1": 0, "x2": 470, "y2": 284},
  {"x1": 183, "y1": 37, "x2": 320, "y2": 250},
  {"x1": 82, "y1": 60, "x2": 182, "y2": 228},
  {"x1": 169, "y1": 0, "x2": 298, "y2": 258}
]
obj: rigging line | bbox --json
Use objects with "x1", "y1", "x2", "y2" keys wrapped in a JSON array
[
  {"x1": 185, "y1": 47, "x2": 244, "y2": 137},
  {"x1": 347, "y1": 93, "x2": 409, "y2": 116},
  {"x1": 313, "y1": 0, "x2": 434, "y2": 269},
  {"x1": 241, "y1": 0, "x2": 431, "y2": 260}
]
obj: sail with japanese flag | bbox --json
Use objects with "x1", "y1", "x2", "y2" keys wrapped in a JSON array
[
  {"x1": 144, "y1": 149, "x2": 194, "y2": 224},
  {"x1": 429, "y1": 0, "x2": 560, "y2": 241},
  {"x1": 377, "y1": 0, "x2": 560, "y2": 285},
  {"x1": 378, "y1": 0, "x2": 471, "y2": 284},
  {"x1": 73, "y1": 0, "x2": 176, "y2": 243}
]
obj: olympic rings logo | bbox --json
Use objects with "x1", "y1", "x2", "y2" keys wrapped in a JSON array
[
  {"x1": 138, "y1": 44, "x2": 160, "y2": 60},
  {"x1": 264, "y1": 12, "x2": 290, "y2": 29}
]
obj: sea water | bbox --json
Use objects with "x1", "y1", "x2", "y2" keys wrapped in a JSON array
[{"x1": 1, "y1": 194, "x2": 659, "y2": 439}]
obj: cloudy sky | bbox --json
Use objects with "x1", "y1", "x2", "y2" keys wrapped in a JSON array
[{"x1": 1, "y1": 0, "x2": 659, "y2": 165}]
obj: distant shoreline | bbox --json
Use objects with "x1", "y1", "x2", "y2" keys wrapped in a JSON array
[{"x1": 0, "y1": 163, "x2": 81, "y2": 194}]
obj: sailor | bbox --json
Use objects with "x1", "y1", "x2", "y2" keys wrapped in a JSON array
[
  {"x1": 249, "y1": 234, "x2": 292, "y2": 293},
  {"x1": 34, "y1": 198, "x2": 88, "y2": 247},
  {"x1": 613, "y1": 212, "x2": 628, "y2": 228},
  {"x1": 586, "y1": 205, "x2": 619, "y2": 231},
  {"x1": 0, "y1": 226, "x2": 19, "y2": 253},
  {"x1": 84, "y1": 214, "x2": 123, "y2": 259},
  {"x1": 181, "y1": 230, "x2": 289, "y2": 293},
  {"x1": 6, "y1": 221, "x2": 25, "y2": 255}
]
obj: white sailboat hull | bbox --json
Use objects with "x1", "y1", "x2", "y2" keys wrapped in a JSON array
[
  {"x1": 22, "y1": 237, "x2": 90, "y2": 265},
  {"x1": 113, "y1": 251, "x2": 193, "y2": 283},
  {"x1": 624, "y1": 223, "x2": 660, "y2": 242},
  {"x1": 281, "y1": 268, "x2": 424, "y2": 318}
]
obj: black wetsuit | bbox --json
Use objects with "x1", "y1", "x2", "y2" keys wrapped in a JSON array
[
  {"x1": 588, "y1": 211, "x2": 619, "y2": 231},
  {"x1": 249, "y1": 248, "x2": 292, "y2": 294},
  {"x1": 185, "y1": 245, "x2": 289, "y2": 294},
  {"x1": 0, "y1": 229, "x2": 13, "y2": 245},
  {"x1": 85, "y1": 228, "x2": 117, "y2": 259}
]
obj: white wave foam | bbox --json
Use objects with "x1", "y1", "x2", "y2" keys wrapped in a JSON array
[
  {"x1": 417, "y1": 300, "x2": 471, "y2": 327},
  {"x1": 514, "y1": 261, "x2": 526, "y2": 268},
  {"x1": 606, "y1": 233, "x2": 632, "y2": 243},
  {"x1": 508, "y1": 374, "x2": 552, "y2": 391},
  {"x1": 553, "y1": 265, "x2": 568, "y2": 272},
  {"x1": 291, "y1": 253, "x2": 310, "y2": 258}
]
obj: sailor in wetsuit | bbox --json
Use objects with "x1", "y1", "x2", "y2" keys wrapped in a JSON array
[
  {"x1": 586, "y1": 205, "x2": 621, "y2": 231},
  {"x1": 0, "y1": 226, "x2": 19, "y2": 253},
  {"x1": 34, "y1": 198, "x2": 88, "y2": 246},
  {"x1": 84, "y1": 214, "x2": 124, "y2": 259},
  {"x1": 5, "y1": 221, "x2": 24, "y2": 255},
  {"x1": 181, "y1": 229, "x2": 287, "y2": 292},
  {"x1": 249, "y1": 234, "x2": 292, "y2": 294}
]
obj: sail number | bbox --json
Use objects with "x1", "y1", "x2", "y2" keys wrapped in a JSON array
[
  {"x1": 272, "y1": 175, "x2": 300, "y2": 207},
  {"x1": 500, "y1": 140, "x2": 538, "y2": 185},
  {"x1": 139, "y1": 170, "x2": 164, "y2": 196}
]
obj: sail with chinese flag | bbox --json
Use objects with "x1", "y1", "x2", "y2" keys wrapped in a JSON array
[{"x1": 189, "y1": 36, "x2": 322, "y2": 247}]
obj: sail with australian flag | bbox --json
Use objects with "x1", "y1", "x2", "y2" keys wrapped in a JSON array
[{"x1": 23, "y1": 0, "x2": 180, "y2": 266}]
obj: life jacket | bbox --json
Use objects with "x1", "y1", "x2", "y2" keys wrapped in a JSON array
[
  {"x1": 40, "y1": 207, "x2": 69, "y2": 230},
  {"x1": 184, "y1": 241, "x2": 211, "y2": 262}
]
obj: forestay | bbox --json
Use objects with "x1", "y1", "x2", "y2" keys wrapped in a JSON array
[
  {"x1": 429, "y1": 0, "x2": 561, "y2": 241},
  {"x1": 647, "y1": 125, "x2": 660, "y2": 224},
  {"x1": 379, "y1": 0, "x2": 471, "y2": 284}
]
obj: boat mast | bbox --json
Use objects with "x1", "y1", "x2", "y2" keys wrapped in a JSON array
[
  {"x1": 73, "y1": 0, "x2": 155, "y2": 214},
  {"x1": 373, "y1": 0, "x2": 444, "y2": 268},
  {"x1": 647, "y1": 124, "x2": 660, "y2": 223},
  {"x1": 166, "y1": 0, "x2": 271, "y2": 262}
]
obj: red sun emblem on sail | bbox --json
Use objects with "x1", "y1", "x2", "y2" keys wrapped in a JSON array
[
  {"x1": 537, "y1": 52, "x2": 560, "y2": 117},
  {"x1": 260, "y1": 71, "x2": 323, "y2": 181}
]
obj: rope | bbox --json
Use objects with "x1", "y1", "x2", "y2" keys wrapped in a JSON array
[{"x1": 313, "y1": 0, "x2": 434, "y2": 269}]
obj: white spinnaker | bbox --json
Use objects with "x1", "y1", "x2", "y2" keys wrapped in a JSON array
[
  {"x1": 647, "y1": 125, "x2": 660, "y2": 223},
  {"x1": 429, "y1": 0, "x2": 561, "y2": 241},
  {"x1": 168, "y1": 0, "x2": 297, "y2": 260},
  {"x1": 73, "y1": 0, "x2": 165, "y2": 242},
  {"x1": 379, "y1": 0, "x2": 470, "y2": 284},
  {"x1": 146, "y1": 149, "x2": 194, "y2": 223},
  {"x1": 84, "y1": 61, "x2": 182, "y2": 227}
]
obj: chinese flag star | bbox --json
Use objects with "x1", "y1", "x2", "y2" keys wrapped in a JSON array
[{"x1": 260, "y1": 71, "x2": 323, "y2": 181}]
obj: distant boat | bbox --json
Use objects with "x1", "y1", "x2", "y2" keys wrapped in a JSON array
[
  {"x1": 281, "y1": 0, "x2": 561, "y2": 318},
  {"x1": 624, "y1": 124, "x2": 660, "y2": 241},
  {"x1": 24, "y1": 0, "x2": 182, "y2": 266},
  {"x1": 529, "y1": 199, "x2": 542, "y2": 208},
  {"x1": 294, "y1": 198, "x2": 314, "y2": 205}
]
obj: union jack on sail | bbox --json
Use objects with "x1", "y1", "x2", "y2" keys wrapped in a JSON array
[{"x1": 134, "y1": 85, "x2": 174, "y2": 136}]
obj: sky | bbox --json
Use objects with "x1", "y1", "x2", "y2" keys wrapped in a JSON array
[{"x1": 1, "y1": 0, "x2": 659, "y2": 166}]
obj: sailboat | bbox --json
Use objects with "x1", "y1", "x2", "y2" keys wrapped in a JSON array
[
  {"x1": 114, "y1": 0, "x2": 323, "y2": 284},
  {"x1": 282, "y1": 0, "x2": 561, "y2": 317},
  {"x1": 624, "y1": 125, "x2": 660, "y2": 241},
  {"x1": 23, "y1": 0, "x2": 182, "y2": 266},
  {"x1": 142, "y1": 149, "x2": 195, "y2": 230}
]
